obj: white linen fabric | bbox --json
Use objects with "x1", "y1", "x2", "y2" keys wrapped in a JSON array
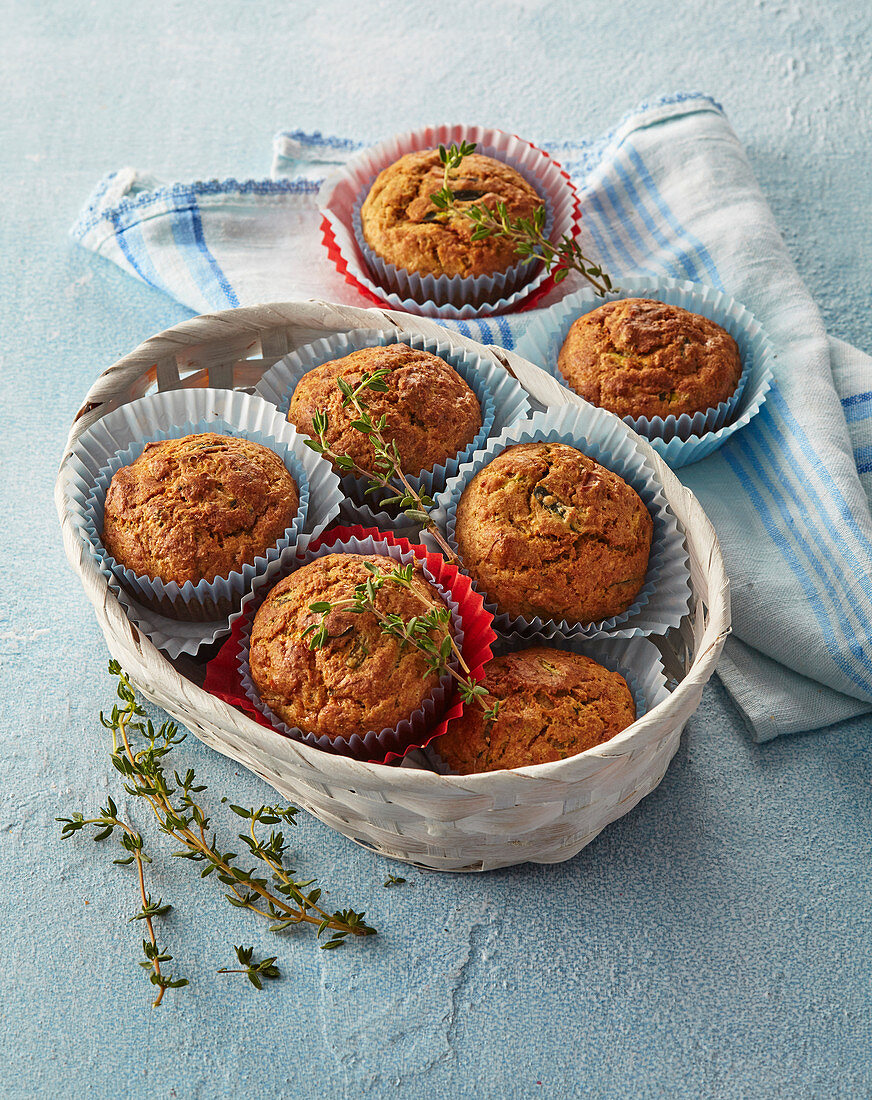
[{"x1": 71, "y1": 92, "x2": 872, "y2": 741}]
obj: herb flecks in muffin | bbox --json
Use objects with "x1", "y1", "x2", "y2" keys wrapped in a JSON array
[
  {"x1": 304, "y1": 560, "x2": 498, "y2": 720},
  {"x1": 303, "y1": 367, "x2": 459, "y2": 563},
  {"x1": 454, "y1": 442, "x2": 653, "y2": 625},
  {"x1": 557, "y1": 298, "x2": 743, "y2": 421},
  {"x1": 430, "y1": 142, "x2": 614, "y2": 296},
  {"x1": 435, "y1": 647, "x2": 636, "y2": 774},
  {"x1": 361, "y1": 146, "x2": 543, "y2": 279}
]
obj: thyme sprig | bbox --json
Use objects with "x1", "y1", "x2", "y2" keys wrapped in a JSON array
[
  {"x1": 60, "y1": 662, "x2": 376, "y2": 1004},
  {"x1": 383, "y1": 874, "x2": 407, "y2": 888},
  {"x1": 58, "y1": 799, "x2": 187, "y2": 1006},
  {"x1": 430, "y1": 141, "x2": 614, "y2": 296},
  {"x1": 217, "y1": 945, "x2": 281, "y2": 989},
  {"x1": 303, "y1": 368, "x2": 458, "y2": 562},
  {"x1": 305, "y1": 560, "x2": 498, "y2": 718}
]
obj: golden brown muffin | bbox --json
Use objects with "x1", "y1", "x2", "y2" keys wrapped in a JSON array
[
  {"x1": 360, "y1": 149, "x2": 542, "y2": 279},
  {"x1": 454, "y1": 441, "x2": 652, "y2": 624},
  {"x1": 249, "y1": 553, "x2": 449, "y2": 740},
  {"x1": 102, "y1": 433, "x2": 299, "y2": 587},
  {"x1": 288, "y1": 343, "x2": 482, "y2": 477},
  {"x1": 557, "y1": 298, "x2": 743, "y2": 421},
  {"x1": 435, "y1": 646, "x2": 636, "y2": 773}
]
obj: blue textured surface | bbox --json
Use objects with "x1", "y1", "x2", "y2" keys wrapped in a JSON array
[{"x1": 2, "y1": 3, "x2": 871, "y2": 1098}]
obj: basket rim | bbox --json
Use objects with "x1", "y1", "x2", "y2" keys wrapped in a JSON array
[{"x1": 56, "y1": 299, "x2": 730, "y2": 790}]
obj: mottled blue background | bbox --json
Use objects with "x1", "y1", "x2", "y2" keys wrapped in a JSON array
[{"x1": 2, "y1": 3, "x2": 871, "y2": 1098}]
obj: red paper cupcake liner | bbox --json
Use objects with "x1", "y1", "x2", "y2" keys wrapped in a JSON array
[{"x1": 203, "y1": 525, "x2": 497, "y2": 764}]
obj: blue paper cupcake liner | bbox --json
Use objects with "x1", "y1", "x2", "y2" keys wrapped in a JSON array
[
  {"x1": 423, "y1": 635, "x2": 670, "y2": 775},
  {"x1": 515, "y1": 276, "x2": 775, "y2": 469},
  {"x1": 66, "y1": 388, "x2": 344, "y2": 658},
  {"x1": 435, "y1": 405, "x2": 691, "y2": 640},
  {"x1": 237, "y1": 532, "x2": 466, "y2": 761},
  {"x1": 255, "y1": 326, "x2": 531, "y2": 523}
]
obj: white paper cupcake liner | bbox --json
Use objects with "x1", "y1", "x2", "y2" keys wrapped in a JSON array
[
  {"x1": 67, "y1": 388, "x2": 344, "y2": 658},
  {"x1": 237, "y1": 532, "x2": 466, "y2": 761},
  {"x1": 423, "y1": 636, "x2": 670, "y2": 775},
  {"x1": 515, "y1": 276, "x2": 775, "y2": 469},
  {"x1": 434, "y1": 406, "x2": 691, "y2": 639},
  {"x1": 255, "y1": 326, "x2": 531, "y2": 525},
  {"x1": 317, "y1": 123, "x2": 581, "y2": 319}
]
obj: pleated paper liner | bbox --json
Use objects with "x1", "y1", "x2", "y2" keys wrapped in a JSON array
[
  {"x1": 420, "y1": 635, "x2": 670, "y2": 775},
  {"x1": 436, "y1": 405, "x2": 691, "y2": 640},
  {"x1": 254, "y1": 325, "x2": 532, "y2": 528},
  {"x1": 66, "y1": 388, "x2": 344, "y2": 658},
  {"x1": 204, "y1": 525, "x2": 497, "y2": 764},
  {"x1": 317, "y1": 123, "x2": 581, "y2": 319},
  {"x1": 515, "y1": 276, "x2": 775, "y2": 469}
]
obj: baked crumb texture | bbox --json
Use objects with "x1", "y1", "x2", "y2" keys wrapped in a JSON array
[
  {"x1": 557, "y1": 298, "x2": 743, "y2": 421},
  {"x1": 249, "y1": 553, "x2": 448, "y2": 740},
  {"x1": 288, "y1": 342, "x2": 482, "y2": 477},
  {"x1": 454, "y1": 441, "x2": 653, "y2": 625},
  {"x1": 361, "y1": 149, "x2": 542, "y2": 279},
  {"x1": 435, "y1": 646, "x2": 636, "y2": 773},
  {"x1": 102, "y1": 433, "x2": 300, "y2": 585}
]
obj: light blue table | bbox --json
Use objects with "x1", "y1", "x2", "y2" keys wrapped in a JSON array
[{"x1": 2, "y1": 3, "x2": 870, "y2": 1098}]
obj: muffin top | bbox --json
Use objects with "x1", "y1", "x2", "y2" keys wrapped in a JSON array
[
  {"x1": 360, "y1": 149, "x2": 542, "y2": 279},
  {"x1": 453, "y1": 441, "x2": 653, "y2": 625},
  {"x1": 249, "y1": 553, "x2": 448, "y2": 740},
  {"x1": 557, "y1": 298, "x2": 743, "y2": 421},
  {"x1": 287, "y1": 343, "x2": 482, "y2": 477},
  {"x1": 435, "y1": 646, "x2": 636, "y2": 773},
  {"x1": 101, "y1": 433, "x2": 300, "y2": 586}
]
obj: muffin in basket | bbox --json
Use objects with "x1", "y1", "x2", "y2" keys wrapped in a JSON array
[
  {"x1": 101, "y1": 433, "x2": 300, "y2": 616},
  {"x1": 557, "y1": 298, "x2": 743, "y2": 422},
  {"x1": 453, "y1": 441, "x2": 652, "y2": 625},
  {"x1": 360, "y1": 149, "x2": 542, "y2": 280},
  {"x1": 434, "y1": 646, "x2": 636, "y2": 774},
  {"x1": 249, "y1": 553, "x2": 450, "y2": 740},
  {"x1": 287, "y1": 342, "x2": 482, "y2": 478}
]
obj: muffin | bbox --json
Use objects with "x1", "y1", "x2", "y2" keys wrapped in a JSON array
[
  {"x1": 557, "y1": 298, "x2": 743, "y2": 421},
  {"x1": 453, "y1": 441, "x2": 652, "y2": 624},
  {"x1": 360, "y1": 149, "x2": 542, "y2": 279},
  {"x1": 288, "y1": 343, "x2": 482, "y2": 477},
  {"x1": 434, "y1": 647, "x2": 636, "y2": 773},
  {"x1": 249, "y1": 553, "x2": 450, "y2": 740},
  {"x1": 102, "y1": 433, "x2": 299, "y2": 614}
]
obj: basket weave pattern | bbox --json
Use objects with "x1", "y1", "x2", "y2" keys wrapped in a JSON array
[{"x1": 57, "y1": 302, "x2": 730, "y2": 872}]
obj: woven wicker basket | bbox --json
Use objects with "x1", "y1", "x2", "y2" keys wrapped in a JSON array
[{"x1": 57, "y1": 301, "x2": 730, "y2": 872}]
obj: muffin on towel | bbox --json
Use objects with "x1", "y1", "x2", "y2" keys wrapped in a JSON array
[
  {"x1": 453, "y1": 441, "x2": 652, "y2": 625},
  {"x1": 360, "y1": 149, "x2": 542, "y2": 279},
  {"x1": 249, "y1": 553, "x2": 449, "y2": 740},
  {"x1": 434, "y1": 646, "x2": 636, "y2": 773},
  {"x1": 557, "y1": 298, "x2": 742, "y2": 421}
]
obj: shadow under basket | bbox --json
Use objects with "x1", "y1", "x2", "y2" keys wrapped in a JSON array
[{"x1": 57, "y1": 300, "x2": 730, "y2": 873}]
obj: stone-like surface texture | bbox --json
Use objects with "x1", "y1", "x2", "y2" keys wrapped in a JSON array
[{"x1": 1, "y1": 2, "x2": 870, "y2": 1097}]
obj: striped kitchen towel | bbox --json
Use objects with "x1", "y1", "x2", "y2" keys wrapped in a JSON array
[{"x1": 71, "y1": 92, "x2": 872, "y2": 741}]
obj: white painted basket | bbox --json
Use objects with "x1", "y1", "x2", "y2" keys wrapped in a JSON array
[{"x1": 56, "y1": 301, "x2": 730, "y2": 872}]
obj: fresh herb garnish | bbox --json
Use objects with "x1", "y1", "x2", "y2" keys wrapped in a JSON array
[
  {"x1": 60, "y1": 662, "x2": 377, "y2": 1004},
  {"x1": 217, "y1": 945, "x2": 281, "y2": 989},
  {"x1": 430, "y1": 141, "x2": 614, "y2": 296},
  {"x1": 305, "y1": 560, "x2": 498, "y2": 719}
]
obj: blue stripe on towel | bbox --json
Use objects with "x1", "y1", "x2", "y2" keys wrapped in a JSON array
[
  {"x1": 612, "y1": 156, "x2": 701, "y2": 282},
  {"x1": 748, "y1": 412, "x2": 872, "y2": 650},
  {"x1": 854, "y1": 445, "x2": 872, "y2": 475},
  {"x1": 110, "y1": 209, "x2": 170, "y2": 294},
  {"x1": 842, "y1": 391, "x2": 872, "y2": 422},
  {"x1": 171, "y1": 190, "x2": 239, "y2": 308},
  {"x1": 624, "y1": 145, "x2": 723, "y2": 290},
  {"x1": 723, "y1": 441, "x2": 872, "y2": 697}
]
